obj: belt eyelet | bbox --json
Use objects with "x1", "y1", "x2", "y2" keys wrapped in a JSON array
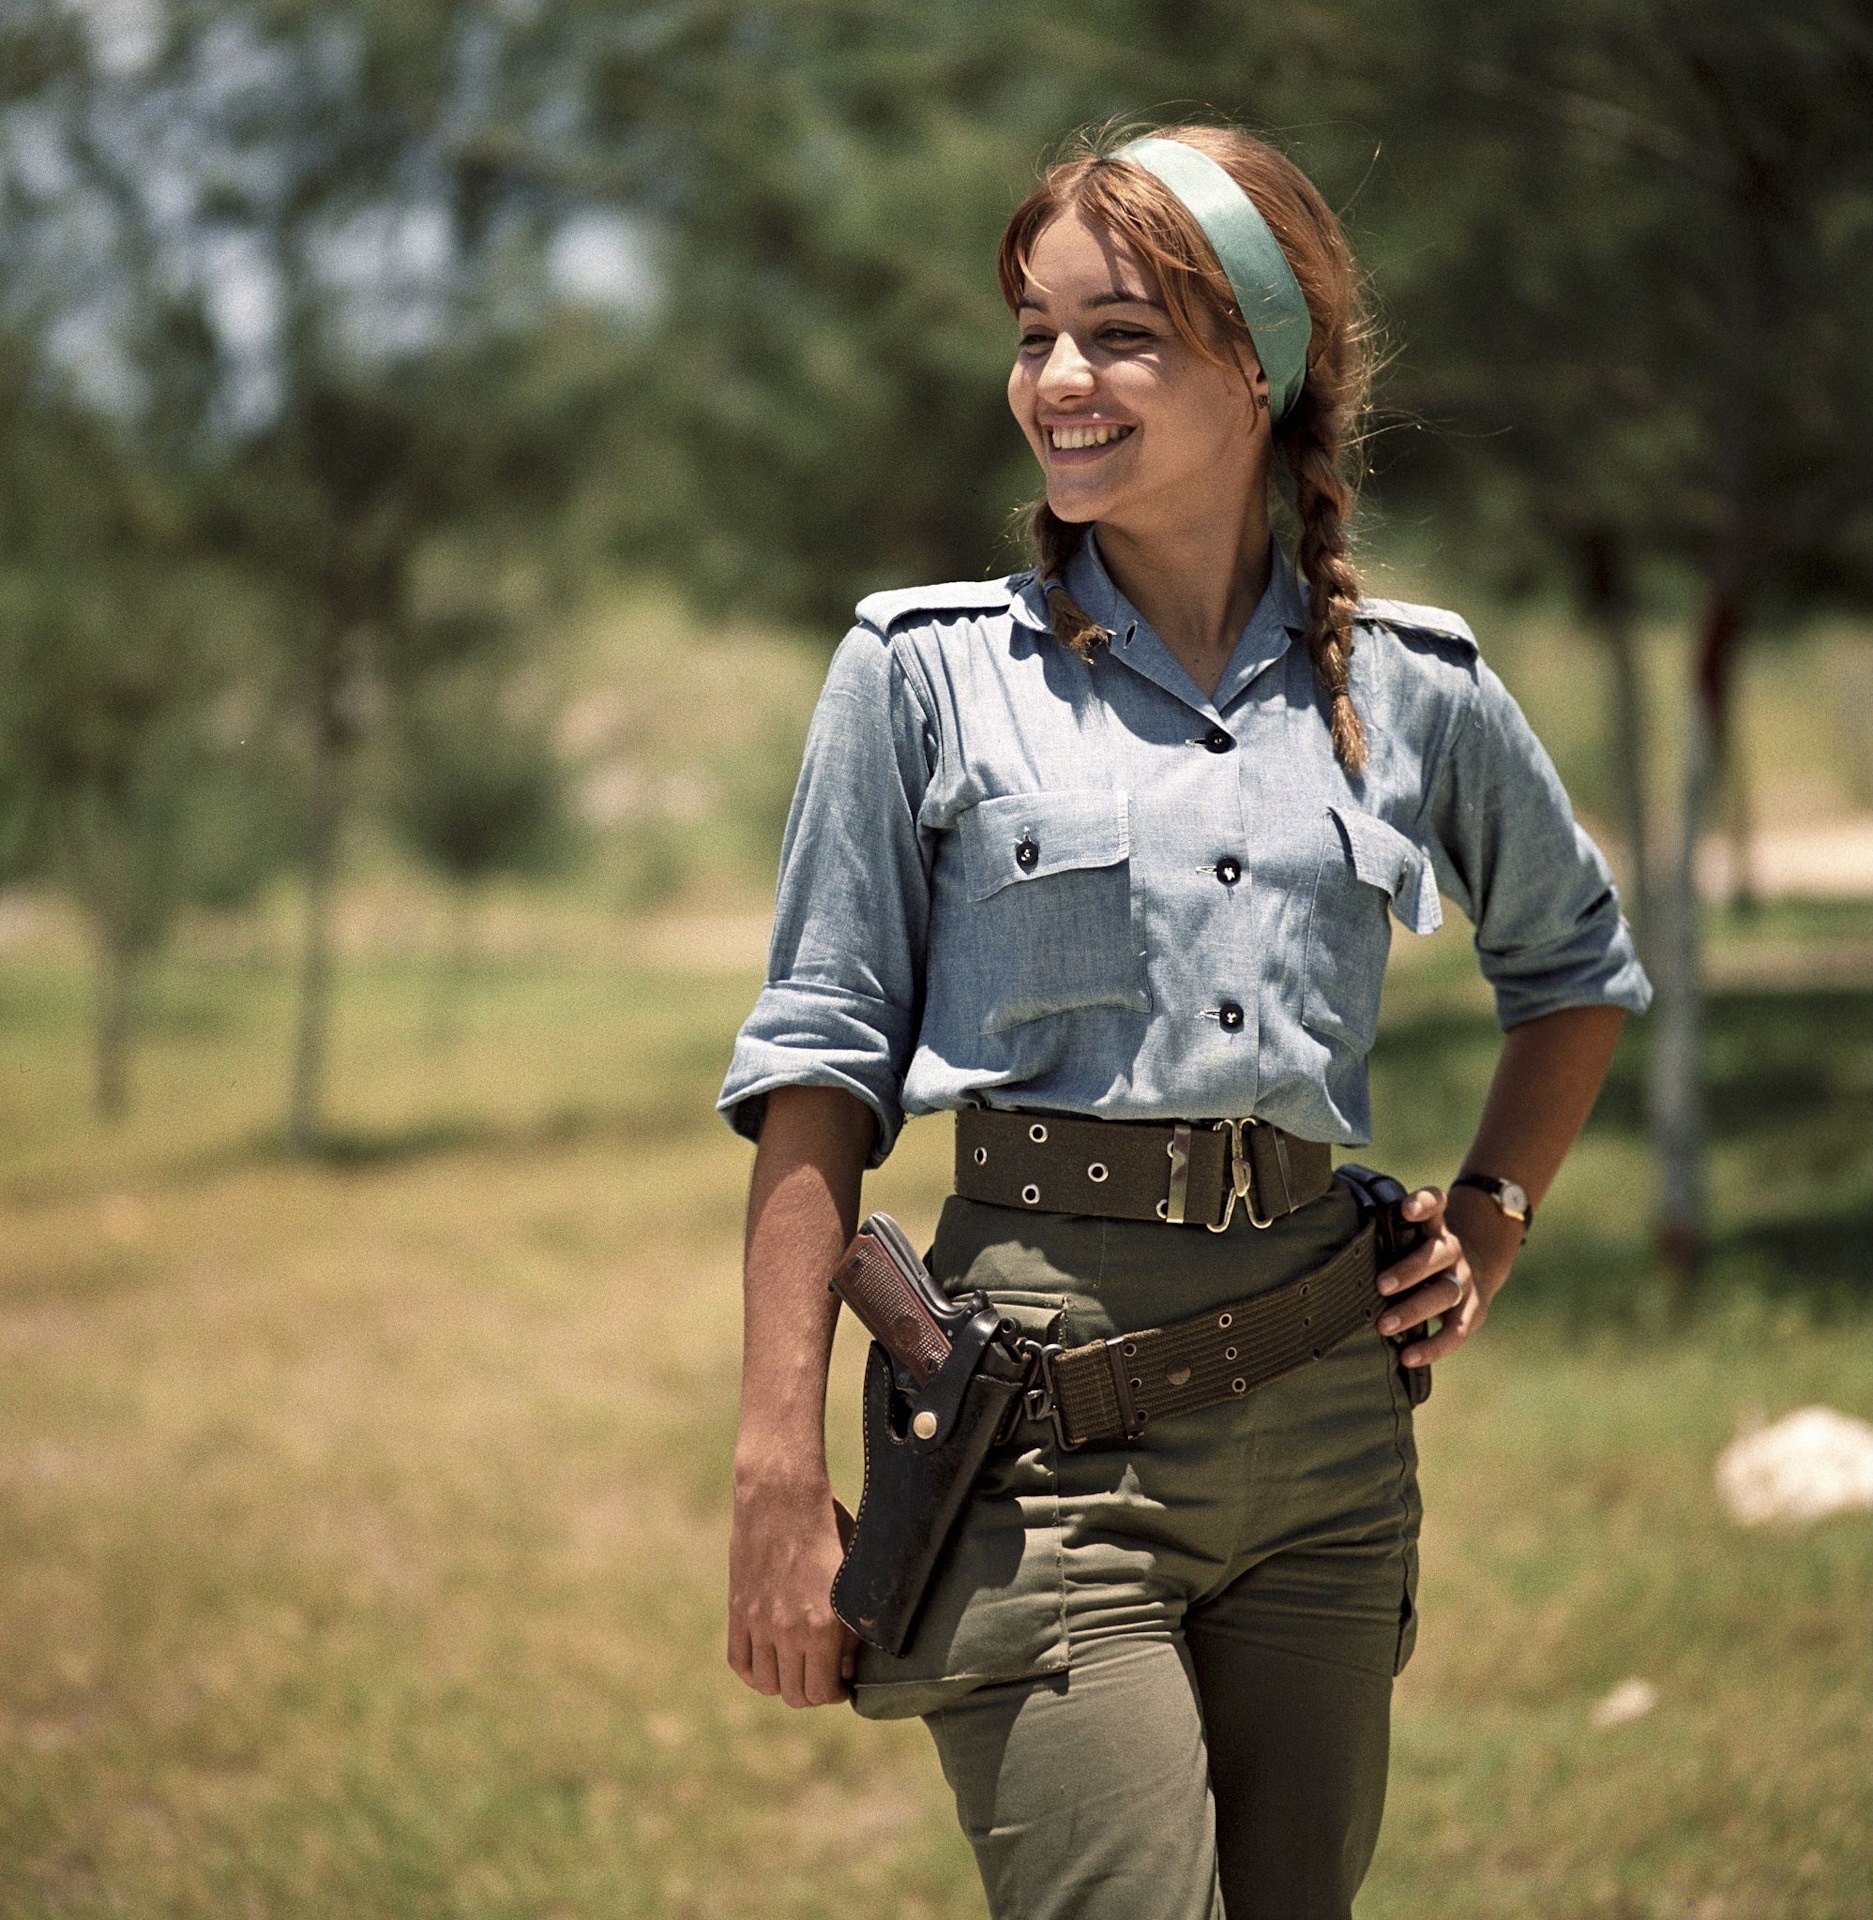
[
  {"x1": 1217, "y1": 1312, "x2": 1233, "y2": 1329},
  {"x1": 1021, "y1": 1184, "x2": 1041, "y2": 1206},
  {"x1": 973, "y1": 1146, "x2": 988, "y2": 1166},
  {"x1": 1028, "y1": 1122, "x2": 1048, "y2": 1144},
  {"x1": 1087, "y1": 1161, "x2": 1109, "y2": 1183}
]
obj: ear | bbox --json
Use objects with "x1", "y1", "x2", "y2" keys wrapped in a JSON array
[{"x1": 1233, "y1": 338, "x2": 1272, "y2": 416}]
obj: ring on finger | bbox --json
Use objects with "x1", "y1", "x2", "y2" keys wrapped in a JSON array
[{"x1": 1448, "y1": 1267, "x2": 1469, "y2": 1295}]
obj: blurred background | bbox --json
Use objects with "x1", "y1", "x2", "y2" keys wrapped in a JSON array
[{"x1": 0, "y1": 2, "x2": 1867, "y2": 1914}]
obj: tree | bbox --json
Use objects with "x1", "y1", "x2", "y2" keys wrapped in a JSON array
[
  {"x1": 387, "y1": 658, "x2": 570, "y2": 1034},
  {"x1": 0, "y1": 346, "x2": 288, "y2": 1116},
  {"x1": 1348, "y1": 0, "x2": 1873, "y2": 1278},
  {"x1": 583, "y1": 0, "x2": 1328, "y2": 625},
  {"x1": 0, "y1": 0, "x2": 635, "y2": 1147}
]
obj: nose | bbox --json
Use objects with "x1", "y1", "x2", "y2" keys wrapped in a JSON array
[{"x1": 1036, "y1": 330, "x2": 1096, "y2": 404}]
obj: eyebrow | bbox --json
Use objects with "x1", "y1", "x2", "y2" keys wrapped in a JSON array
[{"x1": 1017, "y1": 288, "x2": 1167, "y2": 313}]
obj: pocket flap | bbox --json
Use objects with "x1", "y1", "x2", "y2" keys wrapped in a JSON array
[
  {"x1": 960, "y1": 791, "x2": 1131, "y2": 902},
  {"x1": 1327, "y1": 805, "x2": 1443, "y2": 934}
]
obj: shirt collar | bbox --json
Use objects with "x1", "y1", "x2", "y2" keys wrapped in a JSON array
[{"x1": 1060, "y1": 529, "x2": 1306, "y2": 718}]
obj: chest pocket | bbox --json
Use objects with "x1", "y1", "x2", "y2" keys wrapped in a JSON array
[
  {"x1": 1303, "y1": 804, "x2": 1443, "y2": 1054},
  {"x1": 957, "y1": 791, "x2": 1149, "y2": 1036}
]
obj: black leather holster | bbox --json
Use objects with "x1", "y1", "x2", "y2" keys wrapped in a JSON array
[{"x1": 831, "y1": 1309, "x2": 1031, "y2": 1657}]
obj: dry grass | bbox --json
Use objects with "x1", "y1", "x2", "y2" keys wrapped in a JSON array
[{"x1": 0, "y1": 939, "x2": 1866, "y2": 1918}]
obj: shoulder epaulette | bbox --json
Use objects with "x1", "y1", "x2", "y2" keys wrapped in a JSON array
[
  {"x1": 855, "y1": 574, "x2": 1040, "y2": 634},
  {"x1": 1356, "y1": 596, "x2": 1478, "y2": 653}
]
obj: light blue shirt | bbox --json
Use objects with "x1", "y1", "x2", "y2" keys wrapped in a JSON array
[{"x1": 719, "y1": 536, "x2": 1650, "y2": 1165}]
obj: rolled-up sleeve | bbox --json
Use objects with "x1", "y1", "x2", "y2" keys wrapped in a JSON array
[
  {"x1": 717, "y1": 624, "x2": 936, "y2": 1164},
  {"x1": 1429, "y1": 660, "x2": 1652, "y2": 1028}
]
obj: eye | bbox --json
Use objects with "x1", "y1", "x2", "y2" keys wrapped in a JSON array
[
  {"x1": 1101, "y1": 325, "x2": 1153, "y2": 347},
  {"x1": 1017, "y1": 329, "x2": 1055, "y2": 354}
]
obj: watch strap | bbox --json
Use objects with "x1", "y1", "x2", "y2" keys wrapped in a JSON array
[{"x1": 1451, "y1": 1172, "x2": 1533, "y2": 1228}]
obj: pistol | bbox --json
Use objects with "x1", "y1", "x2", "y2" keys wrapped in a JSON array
[
  {"x1": 828, "y1": 1213, "x2": 989, "y2": 1387},
  {"x1": 826, "y1": 1212, "x2": 1032, "y2": 1656}
]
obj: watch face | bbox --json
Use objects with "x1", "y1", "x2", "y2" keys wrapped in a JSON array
[{"x1": 1501, "y1": 1181, "x2": 1530, "y2": 1219}]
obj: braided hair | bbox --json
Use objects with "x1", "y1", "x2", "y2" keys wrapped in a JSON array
[{"x1": 998, "y1": 126, "x2": 1375, "y2": 774}]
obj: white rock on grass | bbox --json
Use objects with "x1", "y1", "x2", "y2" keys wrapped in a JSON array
[
  {"x1": 1590, "y1": 1678, "x2": 1659, "y2": 1727},
  {"x1": 1716, "y1": 1406, "x2": 1873, "y2": 1526}
]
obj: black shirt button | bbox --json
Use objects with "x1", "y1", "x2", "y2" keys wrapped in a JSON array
[
  {"x1": 1218, "y1": 1000, "x2": 1245, "y2": 1031},
  {"x1": 1216, "y1": 856, "x2": 1242, "y2": 885},
  {"x1": 1015, "y1": 835, "x2": 1039, "y2": 870},
  {"x1": 1202, "y1": 728, "x2": 1235, "y2": 753}
]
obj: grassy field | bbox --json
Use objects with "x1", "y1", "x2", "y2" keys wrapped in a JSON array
[{"x1": 0, "y1": 902, "x2": 1867, "y2": 1919}]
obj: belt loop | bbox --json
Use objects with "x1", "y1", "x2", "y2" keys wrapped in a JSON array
[
  {"x1": 1241, "y1": 1119, "x2": 1281, "y2": 1230},
  {"x1": 1164, "y1": 1124, "x2": 1192, "y2": 1225},
  {"x1": 1269, "y1": 1126, "x2": 1296, "y2": 1215}
]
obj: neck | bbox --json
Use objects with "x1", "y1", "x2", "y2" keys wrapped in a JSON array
[{"x1": 1093, "y1": 486, "x2": 1274, "y2": 700}]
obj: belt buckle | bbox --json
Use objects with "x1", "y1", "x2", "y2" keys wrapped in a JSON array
[
  {"x1": 1020, "y1": 1341, "x2": 1083, "y2": 1451},
  {"x1": 1209, "y1": 1118, "x2": 1278, "y2": 1233}
]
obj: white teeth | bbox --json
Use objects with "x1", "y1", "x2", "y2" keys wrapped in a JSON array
[{"x1": 1050, "y1": 424, "x2": 1130, "y2": 450}]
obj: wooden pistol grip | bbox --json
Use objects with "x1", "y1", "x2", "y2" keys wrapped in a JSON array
[{"x1": 830, "y1": 1234, "x2": 951, "y2": 1387}]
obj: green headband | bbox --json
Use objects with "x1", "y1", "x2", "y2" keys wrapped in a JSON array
[{"x1": 1116, "y1": 136, "x2": 1311, "y2": 422}]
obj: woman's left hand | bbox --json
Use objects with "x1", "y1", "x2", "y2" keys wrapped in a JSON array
[{"x1": 1373, "y1": 1186, "x2": 1522, "y2": 1370}]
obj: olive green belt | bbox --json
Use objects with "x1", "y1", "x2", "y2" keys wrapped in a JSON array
[
  {"x1": 1026, "y1": 1222, "x2": 1382, "y2": 1448},
  {"x1": 953, "y1": 1108, "x2": 1335, "y2": 1234}
]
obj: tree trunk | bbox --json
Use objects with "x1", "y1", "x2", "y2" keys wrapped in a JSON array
[
  {"x1": 426, "y1": 885, "x2": 477, "y2": 1050},
  {"x1": 94, "y1": 914, "x2": 137, "y2": 1123},
  {"x1": 1647, "y1": 587, "x2": 1741, "y2": 1289},
  {"x1": 287, "y1": 726, "x2": 340, "y2": 1153},
  {"x1": 1724, "y1": 734, "x2": 1758, "y2": 916},
  {"x1": 287, "y1": 626, "x2": 365, "y2": 1155},
  {"x1": 1574, "y1": 524, "x2": 1652, "y2": 956},
  {"x1": 1644, "y1": 158, "x2": 1769, "y2": 1293}
]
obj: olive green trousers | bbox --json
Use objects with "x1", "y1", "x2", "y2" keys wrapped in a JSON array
[{"x1": 850, "y1": 1189, "x2": 1421, "y2": 1920}]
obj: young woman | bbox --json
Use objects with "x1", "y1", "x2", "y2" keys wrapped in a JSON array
[{"x1": 718, "y1": 126, "x2": 1649, "y2": 1920}]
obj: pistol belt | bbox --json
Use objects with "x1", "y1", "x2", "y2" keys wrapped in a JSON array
[{"x1": 1031, "y1": 1222, "x2": 1381, "y2": 1448}]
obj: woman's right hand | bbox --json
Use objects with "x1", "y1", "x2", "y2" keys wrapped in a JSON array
[{"x1": 727, "y1": 1464, "x2": 858, "y2": 1707}]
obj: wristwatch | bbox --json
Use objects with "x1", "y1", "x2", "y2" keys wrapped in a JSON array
[{"x1": 1451, "y1": 1173, "x2": 1533, "y2": 1233}]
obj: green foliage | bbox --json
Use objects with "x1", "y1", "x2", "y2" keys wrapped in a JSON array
[
  {"x1": 389, "y1": 668, "x2": 571, "y2": 889},
  {"x1": 1354, "y1": 0, "x2": 1873, "y2": 625},
  {"x1": 0, "y1": 347, "x2": 291, "y2": 946}
]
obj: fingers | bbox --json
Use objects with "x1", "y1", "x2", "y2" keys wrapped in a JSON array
[
  {"x1": 1400, "y1": 1306, "x2": 1477, "y2": 1367},
  {"x1": 747, "y1": 1624, "x2": 783, "y2": 1698},
  {"x1": 800, "y1": 1633, "x2": 853, "y2": 1708},
  {"x1": 1376, "y1": 1261, "x2": 1469, "y2": 1338},
  {"x1": 1377, "y1": 1221, "x2": 1464, "y2": 1295},
  {"x1": 727, "y1": 1603, "x2": 852, "y2": 1707},
  {"x1": 1398, "y1": 1286, "x2": 1488, "y2": 1369}
]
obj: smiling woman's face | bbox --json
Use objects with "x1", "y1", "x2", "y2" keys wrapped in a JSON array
[{"x1": 1007, "y1": 208, "x2": 1270, "y2": 543}]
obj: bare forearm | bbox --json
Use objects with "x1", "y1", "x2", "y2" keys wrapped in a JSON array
[
  {"x1": 734, "y1": 1086, "x2": 874, "y2": 1489},
  {"x1": 1461, "y1": 1003, "x2": 1626, "y2": 1205},
  {"x1": 727, "y1": 1084, "x2": 874, "y2": 1706},
  {"x1": 1446, "y1": 1002, "x2": 1625, "y2": 1293},
  {"x1": 1381, "y1": 1003, "x2": 1628, "y2": 1366}
]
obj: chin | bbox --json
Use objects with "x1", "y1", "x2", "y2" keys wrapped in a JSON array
[{"x1": 1044, "y1": 480, "x2": 1118, "y2": 527}]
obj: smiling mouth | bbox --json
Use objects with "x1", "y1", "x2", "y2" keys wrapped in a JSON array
[{"x1": 1047, "y1": 423, "x2": 1134, "y2": 451}]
